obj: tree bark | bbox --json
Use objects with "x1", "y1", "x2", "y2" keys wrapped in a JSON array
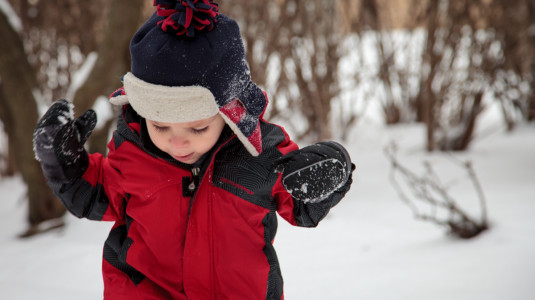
[
  {"x1": 421, "y1": 0, "x2": 439, "y2": 151},
  {"x1": 71, "y1": 0, "x2": 144, "y2": 155},
  {"x1": 0, "y1": 10, "x2": 65, "y2": 231}
]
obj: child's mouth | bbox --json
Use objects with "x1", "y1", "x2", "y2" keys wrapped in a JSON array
[{"x1": 172, "y1": 153, "x2": 194, "y2": 162}]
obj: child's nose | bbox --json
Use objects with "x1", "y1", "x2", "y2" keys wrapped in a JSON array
[{"x1": 170, "y1": 134, "x2": 189, "y2": 148}]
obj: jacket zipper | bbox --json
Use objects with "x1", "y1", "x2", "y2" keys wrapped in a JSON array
[
  {"x1": 188, "y1": 167, "x2": 200, "y2": 193},
  {"x1": 186, "y1": 167, "x2": 200, "y2": 218},
  {"x1": 183, "y1": 135, "x2": 236, "y2": 298}
]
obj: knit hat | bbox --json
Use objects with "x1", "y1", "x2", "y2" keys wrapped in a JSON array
[{"x1": 110, "y1": 0, "x2": 266, "y2": 156}]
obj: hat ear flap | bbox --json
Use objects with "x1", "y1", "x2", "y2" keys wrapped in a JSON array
[
  {"x1": 109, "y1": 86, "x2": 129, "y2": 106},
  {"x1": 219, "y1": 99, "x2": 262, "y2": 156}
]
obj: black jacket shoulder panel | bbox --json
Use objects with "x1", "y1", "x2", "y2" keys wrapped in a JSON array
[{"x1": 212, "y1": 121, "x2": 288, "y2": 208}]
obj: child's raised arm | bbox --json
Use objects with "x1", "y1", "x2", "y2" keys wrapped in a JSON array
[{"x1": 33, "y1": 100, "x2": 124, "y2": 221}]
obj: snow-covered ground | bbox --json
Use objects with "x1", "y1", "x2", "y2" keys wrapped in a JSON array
[{"x1": 1, "y1": 106, "x2": 534, "y2": 299}]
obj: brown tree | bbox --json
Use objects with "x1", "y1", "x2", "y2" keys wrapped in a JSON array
[
  {"x1": 0, "y1": 10, "x2": 65, "y2": 236},
  {"x1": 0, "y1": 0, "x2": 145, "y2": 236},
  {"x1": 7, "y1": 0, "x2": 107, "y2": 104},
  {"x1": 71, "y1": 0, "x2": 146, "y2": 154}
]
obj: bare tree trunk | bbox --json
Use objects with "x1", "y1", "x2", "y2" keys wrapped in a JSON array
[
  {"x1": 0, "y1": 0, "x2": 145, "y2": 236},
  {"x1": 0, "y1": 142, "x2": 18, "y2": 177},
  {"x1": 528, "y1": 0, "x2": 535, "y2": 120},
  {"x1": 415, "y1": 0, "x2": 488, "y2": 152},
  {"x1": 5, "y1": 142, "x2": 17, "y2": 176},
  {"x1": 528, "y1": 93, "x2": 535, "y2": 122},
  {"x1": 0, "y1": 10, "x2": 65, "y2": 232},
  {"x1": 421, "y1": 0, "x2": 440, "y2": 151},
  {"x1": 72, "y1": 0, "x2": 144, "y2": 154},
  {"x1": 441, "y1": 93, "x2": 483, "y2": 151},
  {"x1": 0, "y1": 91, "x2": 16, "y2": 176}
]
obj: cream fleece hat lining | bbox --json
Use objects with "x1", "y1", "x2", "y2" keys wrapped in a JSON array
[{"x1": 111, "y1": 72, "x2": 219, "y2": 123}]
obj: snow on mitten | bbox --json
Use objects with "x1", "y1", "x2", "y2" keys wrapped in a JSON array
[
  {"x1": 274, "y1": 141, "x2": 355, "y2": 203},
  {"x1": 33, "y1": 99, "x2": 97, "y2": 183}
]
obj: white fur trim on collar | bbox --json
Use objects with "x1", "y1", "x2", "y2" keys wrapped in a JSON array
[{"x1": 122, "y1": 72, "x2": 219, "y2": 123}]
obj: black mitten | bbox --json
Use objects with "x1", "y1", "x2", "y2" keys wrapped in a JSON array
[
  {"x1": 33, "y1": 99, "x2": 97, "y2": 183},
  {"x1": 275, "y1": 141, "x2": 355, "y2": 203}
]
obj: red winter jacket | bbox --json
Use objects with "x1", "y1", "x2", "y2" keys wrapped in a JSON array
[{"x1": 51, "y1": 105, "x2": 343, "y2": 299}]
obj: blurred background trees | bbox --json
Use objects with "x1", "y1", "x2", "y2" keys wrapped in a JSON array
[
  {"x1": 0, "y1": 0, "x2": 146, "y2": 236},
  {"x1": 0, "y1": 0, "x2": 533, "y2": 235}
]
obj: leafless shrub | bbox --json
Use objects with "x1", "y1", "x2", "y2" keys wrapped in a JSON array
[
  {"x1": 224, "y1": 0, "x2": 353, "y2": 141},
  {"x1": 351, "y1": 0, "x2": 423, "y2": 125},
  {"x1": 0, "y1": 0, "x2": 143, "y2": 235},
  {"x1": 384, "y1": 142, "x2": 488, "y2": 239},
  {"x1": 486, "y1": 0, "x2": 535, "y2": 126}
]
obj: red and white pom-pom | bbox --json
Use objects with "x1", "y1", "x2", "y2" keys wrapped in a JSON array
[{"x1": 154, "y1": 0, "x2": 218, "y2": 37}]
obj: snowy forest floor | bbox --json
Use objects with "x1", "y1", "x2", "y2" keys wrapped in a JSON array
[{"x1": 1, "y1": 107, "x2": 534, "y2": 299}]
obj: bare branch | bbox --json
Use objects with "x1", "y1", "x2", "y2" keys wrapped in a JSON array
[{"x1": 385, "y1": 142, "x2": 489, "y2": 239}]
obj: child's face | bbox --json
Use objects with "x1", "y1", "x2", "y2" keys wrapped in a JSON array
[{"x1": 146, "y1": 114, "x2": 225, "y2": 164}]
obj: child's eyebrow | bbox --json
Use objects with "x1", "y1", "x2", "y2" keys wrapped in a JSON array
[
  {"x1": 186, "y1": 116, "x2": 218, "y2": 127},
  {"x1": 151, "y1": 115, "x2": 217, "y2": 128},
  {"x1": 185, "y1": 121, "x2": 210, "y2": 128},
  {"x1": 150, "y1": 121, "x2": 167, "y2": 127}
]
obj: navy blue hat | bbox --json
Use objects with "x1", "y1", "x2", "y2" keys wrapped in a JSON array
[{"x1": 110, "y1": 0, "x2": 267, "y2": 156}]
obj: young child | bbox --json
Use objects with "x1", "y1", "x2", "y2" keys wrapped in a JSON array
[{"x1": 33, "y1": 1, "x2": 354, "y2": 299}]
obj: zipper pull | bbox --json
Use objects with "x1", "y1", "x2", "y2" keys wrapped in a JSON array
[
  {"x1": 183, "y1": 167, "x2": 201, "y2": 197},
  {"x1": 188, "y1": 181, "x2": 196, "y2": 192},
  {"x1": 188, "y1": 167, "x2": 201, "y2": 192}
]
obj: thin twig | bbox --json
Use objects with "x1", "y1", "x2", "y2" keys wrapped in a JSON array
[{"x1": 385, "y1": 142, "x2": 489, "y2": 239}]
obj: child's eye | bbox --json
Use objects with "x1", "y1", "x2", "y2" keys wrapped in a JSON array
[
  {"x1": 191, "y1": 126, "x2": 208, "y2": 135},
  {"x1": 152, "y1": 124, "x2": 169, "y2": 132}
]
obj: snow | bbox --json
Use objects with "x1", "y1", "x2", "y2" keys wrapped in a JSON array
[
  {"x1": 58, "y1": 102, "x2": 74, "y2": 125},
  {"x1": 1, "y1": 106, "x2": 534, "y2": 299},
  {"x1": 285, "y1": 158, "x2": 346, "y2": 204}
]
